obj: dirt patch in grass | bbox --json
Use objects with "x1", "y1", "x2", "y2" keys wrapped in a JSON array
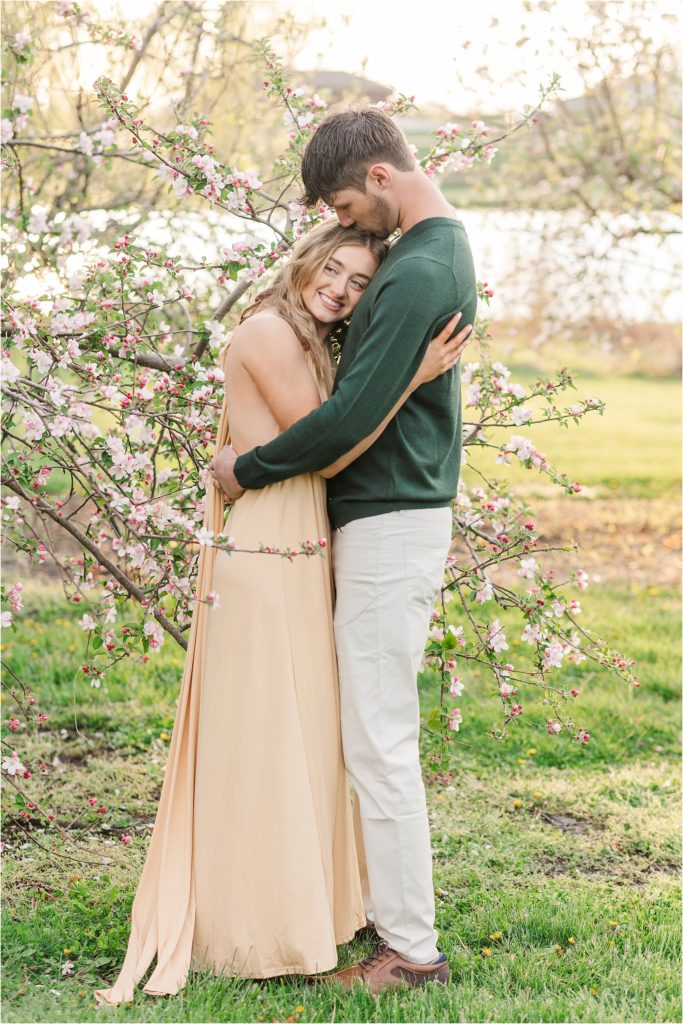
[
  {"x1": 539, "y1": 811, "x2": 605, "y2": 834},
  {"x1": 479, "y1": 496, "x2": 681, "y2": 588},
  {"x1": 540, "y1": 855, "x2": 681, "y2": 885}
]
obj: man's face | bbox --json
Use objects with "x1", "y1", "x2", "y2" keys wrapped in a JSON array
[{"x1": 329, "y1": 186, "x2": 398, "y2": 240}]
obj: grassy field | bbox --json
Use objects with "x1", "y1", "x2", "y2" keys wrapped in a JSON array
[
  {"x1": 463, "y1": 373, "x2": 681, "y2": 500},
  {"x1": 2, "y1": 361, "x2": 680, "y2": 1023}
]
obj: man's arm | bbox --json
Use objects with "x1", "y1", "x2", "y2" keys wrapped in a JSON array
[
  {"x1": 234, "y1": 261, "x2": 463, "y2": 490},
  {"x1": 319, "y1": 313, "x2": 472, "y2": 478}
]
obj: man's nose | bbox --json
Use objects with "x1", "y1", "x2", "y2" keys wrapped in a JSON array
[{"x1": 336, "y1": 211, "x2": 354, "y2": 228}]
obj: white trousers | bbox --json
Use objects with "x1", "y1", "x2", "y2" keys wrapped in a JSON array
[{"x1": 332, "y1": 507, "x2": 452, "y2": 964}]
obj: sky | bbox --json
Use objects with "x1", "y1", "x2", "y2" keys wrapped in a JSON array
[
  {"x1": 93, "y1": 0, "x2": 681, "y2": 114},
  {"x1": 286, "y1": 0, "x2": 590, "y2": 112}
]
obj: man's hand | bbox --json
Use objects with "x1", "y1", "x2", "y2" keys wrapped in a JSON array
[{"x1": 208, "y1": 445, "x2": 245, "y2": 502}]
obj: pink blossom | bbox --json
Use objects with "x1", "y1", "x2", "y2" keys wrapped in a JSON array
[
  {"x1": 12, "y1": 31, "x2": 31, "y2": 55},
  {"x1": 447, "y1": 708, "x2": 463, "y2": 731},
  {"x1": 518, "y1": 557, "x2": 538, "y2": 580},
  {"x1": 2, "y1": 353, "x2": 21, "y2": 382},
  {"x1": 8, "y1": 582, "x2": 23, "y2": 612},
  {"x1": 121, "y1": 834, "x2": 132, "y2": 845},
  {"x1": 448, "y1": 624, "x2": 466, "y2": 645},
  {"x1": 143, "y1": 619, "x2": 164, "y2": 650},
  {"x1": 12, "y1": 95, "x2": 34, "y2": 114},
  {"x1": 547, "y1": 719, "x2": 562, "y2": 734},
  {"x1": 509, "y1": 405, "x2": 532, "y2": 426},
  {"x1": 542, "y1": 638, "x2": 564, "y2": 668},
  {"x1": 1, "y1": 611, "x2": 13, "y2": 629},
  {"x1": 449, "y1": 675, "x2": 464, "y2": 697},
  {"x1": 78, "y1": 131, "x2": 94, "y2": 156},
  {"x1": 466, "y1": 382, "x2": 482, "y2": 406},
  {"x1": 94, "y1": 120, "x2": 117, "y2": 148},
  {"x1": 576, "y1": 569, "x2": 589, "y2": 590},
  {"x1": 2, "y1": 752, "x2": 26, "y2": 776},
  {"x1": 23, "y1": 411, "x2": 45, "y2": 440},
  {"x1": 487, "y1": 619, "x2": 509, "y2": 654}
]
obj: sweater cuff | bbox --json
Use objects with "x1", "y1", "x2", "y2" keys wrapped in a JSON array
[{"x1": 234, "y1": 450, "x2": 262, "y2": 489}]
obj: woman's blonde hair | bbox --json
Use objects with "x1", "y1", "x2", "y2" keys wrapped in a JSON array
[{"x1": 224, "y1": 221, "x2": 386, "y2": 392}]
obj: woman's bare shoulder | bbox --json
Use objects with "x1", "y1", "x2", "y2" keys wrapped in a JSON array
[{"x1": 230, "y1": 312, "x2": 304, "y2": 366}]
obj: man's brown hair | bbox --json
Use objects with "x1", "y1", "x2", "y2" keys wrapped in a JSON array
[{"x1": 301, "y1": 108, "x2": 416, "y2": 207}]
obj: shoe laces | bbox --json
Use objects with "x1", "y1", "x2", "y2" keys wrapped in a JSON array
[{"x1": 360, "y1": 940, "x2": 392, "y2": 971}]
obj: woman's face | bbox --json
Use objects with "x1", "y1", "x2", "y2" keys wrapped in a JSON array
[{"x1": 301, "y1": 244, "x2": 379, "y2": 328}]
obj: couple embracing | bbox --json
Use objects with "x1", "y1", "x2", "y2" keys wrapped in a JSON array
[{"x1": 95, "y1": 107, "x2": 477, "y2": 1004}]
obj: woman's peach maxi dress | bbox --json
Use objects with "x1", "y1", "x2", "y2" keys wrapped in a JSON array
[{"x1": 95, "y1": 347, "x2": 365, "y2": 1004}]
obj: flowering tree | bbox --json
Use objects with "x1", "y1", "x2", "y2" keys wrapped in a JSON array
[
  {"x1": 442, "y1": 0, "x2": 681, "y2": 349},
  {"x1": 1, "y1": 0, "x2": 638, "y2": 832}
]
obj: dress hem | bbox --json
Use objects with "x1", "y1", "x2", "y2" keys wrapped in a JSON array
[{"x1": 186, "y1": 919, "x2": 367, "y2": 983}]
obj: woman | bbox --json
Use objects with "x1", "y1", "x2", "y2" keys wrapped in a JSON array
[{"x1": 95, "y1": 220, "x2": 471, "y2": 1003}]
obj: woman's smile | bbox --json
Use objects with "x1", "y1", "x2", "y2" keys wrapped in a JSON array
[{"x1": 317, "y1": 290, "x2": 344, "y2": 312}]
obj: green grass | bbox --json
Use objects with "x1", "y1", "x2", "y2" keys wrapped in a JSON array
[
  {"x1": 2, "y1": 356, "x2": 680, "y2": 1021},
  {"x1": 463, "y1": 372, "x2": 681, "y2": 499},
  {"x1": 1, "y1": 583, "x2": 680, "y2": 1023}
]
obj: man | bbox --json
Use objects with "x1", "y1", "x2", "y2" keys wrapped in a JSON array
[{"x1": 210, "y1": 109, "x2": 477, "y2": 993}]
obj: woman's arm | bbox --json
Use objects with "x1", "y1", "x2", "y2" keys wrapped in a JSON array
[{"x1": 319, "y1": 312, "x2": 472, "y2": 478}]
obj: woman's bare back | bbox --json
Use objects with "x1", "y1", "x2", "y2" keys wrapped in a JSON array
[{"x1": 223, "y1": 312, "x2": 322, "y2": 455}]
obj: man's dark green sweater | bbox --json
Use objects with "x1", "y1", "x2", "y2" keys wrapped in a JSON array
[{"x1": 234, "y1": 216, "x2": 477, "y2": 530}]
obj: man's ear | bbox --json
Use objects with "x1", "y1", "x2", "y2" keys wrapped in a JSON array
[{"x1": 366, "y1": 163, "x2": 392, "y2": 191}]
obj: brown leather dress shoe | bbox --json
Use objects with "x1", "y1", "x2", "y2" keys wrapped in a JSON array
[{"x1": 321, "y1": 942, "x2": 450, "y2": 995}]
